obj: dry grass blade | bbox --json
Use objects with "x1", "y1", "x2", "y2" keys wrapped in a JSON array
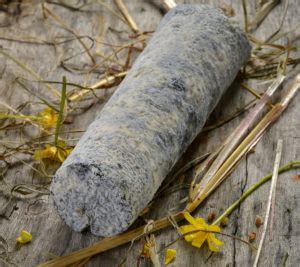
[
  {"x1": 38, "y1": 212, "x2": 184, "y2": 267},
  {"x1": 0, "y1": 101, "x2": 49, "y2": 134},
  {"x1": 253, "y1": 139, "x2": 283, "y2": 267},
  {"x1": 0, "y1": 49, "x2": 60, "y2": 98},
  {"x1": 43, "y1": 4, "x2": 95, "y2": 65},
  {"x1": 38, "y1": 159, "x2": 300, "y2": 267},
  {"x1": 189, "y1": 75, "x2": 284, "y2": 201},
  {"x1": 242, "y1": 0, "x2": 249, "y2": 33},
  {"x1": 248, "y1": 0, "x2": 280, "y2": 32},
  {"x1": 265, "y1": 0, "x2": 289, "y2": 43},
  {"x1": 68, "y1": 71, "x2": 128, "y2": 102},
  {"x1": 186, "y1": 74, "x2": 299, "y2": 213},
  {"x1": 114, "y1": 0, "x2": 139, "y2": 33}
]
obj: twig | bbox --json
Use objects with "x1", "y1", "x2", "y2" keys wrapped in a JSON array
[
  {"x1": 242, "y1": 0, "x2": 249, "y2": 33},
  {"x1": 68, "y1": 71, "x2": 127, "y2": 102},
  {"x1": 43, "y1": 4, "x2": 96, "y2": 65},
  {"x1": 253, "y1": 139, "x2": 283, "y2": 267},
  {"x1": 248, "y1": 0, "x2": 280, "y2": 32},
  {"x1": 189, "y1": 75, "x2": 285, "y2": 203},
  {"x1": 265, "y1": 0, "x2": 289, "y2": 43},
  {"x1": 37, "y1": 160, "x2": 300, "y2": 267},
  {"x1": 161, "y1": 0, "x2": 177, "y2": 11},
  {"x1": 241, "y1": 83, "x2": 274, "y2": 108},
  {"x1": 114, "y1": 0, "x2": 139, "y2": 33},
  {"x1": 187, "y1": 73, "x2": 299, "y2": 212},
  {"x1": 202, "y1": 100, "x2": 257, "y2": 133}
]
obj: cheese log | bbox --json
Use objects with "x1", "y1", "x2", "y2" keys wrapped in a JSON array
[{"x1": 51, "y1": 4, "x2": 251, "y2": 237}]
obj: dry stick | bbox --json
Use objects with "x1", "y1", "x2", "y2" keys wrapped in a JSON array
[
  {"x1": 242, "y1": 0, "x2": 249, "y2": 33},
  {"x1": 37, "y1": 159, "x2": 300, "y2": 267},
  {"x1": 269, "y1": 146, "x2": 283, "y2": 242},
  {"x1": 241, "y1": 83, "x2": 274, "y2": 108},
  {"x1": 253, "y1": 139, "x2": 283, "y2": 267},
  {"x1": 248, "y1": 0, "x2": 280, "y2": 32},
  {"x1": 68, "y1": 71, "x2": 128, "y2": 102},
  {"x1": 186, "y1": 73, "x2": 299, "y2": 213},
  {"x1": 162, "y1": 0, "x2": 177, "y2": 11},
  {"x1": 43, "y1": 4, "x2": 95, "y2": 65},
  {"x1": 202, "y1": 99, "x2": 257, "y2": 133},
  {"x1": 114, "y1": 0, "x2": 139, "y2": 33},
  {"x1": 265, "y1": 0, "x2": 289, "y2": 43},
  {"x1": 39, "y1": 75, "x2": 300, "y2": 267},
  {"x1": 38, "y1": 212, "x2": 184, "y2": 267},
  {"x1": 189, "y1": 75, "x2": 285, "y2": 201}
]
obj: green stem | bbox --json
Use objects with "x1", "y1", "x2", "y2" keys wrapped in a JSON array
[
  {"x1": 0, "y1": 114, "x2": 38, "y2": 120},
  {"x1": 213, "y1": 161, "x2": 300, "y2": 225},
  {"x1": 54, "y1": 76, "x2": 67, "y2": 146}
]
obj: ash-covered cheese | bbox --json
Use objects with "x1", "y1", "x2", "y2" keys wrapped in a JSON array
[{"x1": 51, "y1": 4, "x2": 251, "y2": 237}]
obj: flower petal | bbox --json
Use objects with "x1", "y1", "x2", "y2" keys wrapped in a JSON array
[
  {"x1": 195, "y1": 217, "x2": 206, "y2": 226},
  {"x1": 16, "y1": 230, "x2": 32, "y2": 245},
  {"x1": 183, "y1": 233, "x2": 197, "y2": 242},
  {"x1": 207, "y1": 237, "x2": 221, "y2": 252},
  {"x1": 191, "y1": 232, "x2": 207, "y2": 248},
  {"x1": 183, "y1": 212, "x2": 199, "y2": 226},
  {"x1": 180, "y1": 225, "x2": 197, "y2": 234},
  {"x1": 209, "y1": 234, "x2": 224, "y2": 246},
  {"x1": 207, "y1": 224, "x2": 221, "y2": 233},
  {"x1": 164, "y1": 249, "x2": 176, "y2": 265}
]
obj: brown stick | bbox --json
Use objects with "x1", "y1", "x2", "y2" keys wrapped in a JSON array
[
  {"x1": 162, "y1": 0, "x2": 177, "y2": 11},
  {"x1": 114, "y1": 0, "x2": 139, "y2": 33},
  {"x1": 38, "y1": 213, "x2": 184, "y2": 267},
  {"x1": 68, "y1": 71, "x2": 128, "y2": 102}
]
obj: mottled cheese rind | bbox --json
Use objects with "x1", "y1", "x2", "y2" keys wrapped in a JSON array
[{"x1": 51, "y1": 4, "x2": 251, "y2": 236}]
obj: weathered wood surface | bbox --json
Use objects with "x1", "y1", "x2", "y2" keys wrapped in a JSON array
[{"x1": 0, "y1": 0, "x2": 299, "y2": 267}]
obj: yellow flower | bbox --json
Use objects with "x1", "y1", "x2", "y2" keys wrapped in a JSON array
[
  {"x1": 16, "y1": 230, "x2": 32, "y2": 245},
  {"x1": 37, "y1": 107, "x2": 58, "y2": 129},
  {"x1": 180, "y1": 212, "x2": 223, "y2": 252},
  {"x1": 34, "y1": 141, "x2": 72, "y2": 163},
  {"x1": 164, "y1": 249, "x2": 176, "y2": 265}
]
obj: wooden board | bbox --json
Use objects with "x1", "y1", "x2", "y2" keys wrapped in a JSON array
[{"x1": 0, "y1": 0, "x2": 299, "y2": 266}]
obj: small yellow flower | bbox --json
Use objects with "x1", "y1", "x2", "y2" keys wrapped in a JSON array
[
  {"x1": 164, "y1": 249, "x2": 176, "y2": 265},
  {"x1": 37, "y1": 107, "x2": 58, "y2": 129},
  {"x1": 180, "y1": 212, "x2": 223, "y2": 252},
  {"x1": 16, "y1": 230, "x2": 32, "y2": 245},
  {"x1": 34, "y1": 141, "x2": 72, "y2": 163}
]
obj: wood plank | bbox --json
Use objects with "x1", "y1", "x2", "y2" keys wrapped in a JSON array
[{"x1": 0, "y1": 0, "x2": 299, "y2": 266}]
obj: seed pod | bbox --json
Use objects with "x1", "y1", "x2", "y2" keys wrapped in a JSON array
[{"x1": 51, "y1": 4, "x2": 251, "y2": 237}]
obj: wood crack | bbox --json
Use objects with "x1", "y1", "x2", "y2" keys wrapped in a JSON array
[{"x1": 233, "y1": 156, "x2": 249, "y2": 266}]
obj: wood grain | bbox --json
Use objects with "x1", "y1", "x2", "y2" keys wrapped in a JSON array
[{"x1": 0, "y1": 0, "x2": 299, "y2": 266}]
